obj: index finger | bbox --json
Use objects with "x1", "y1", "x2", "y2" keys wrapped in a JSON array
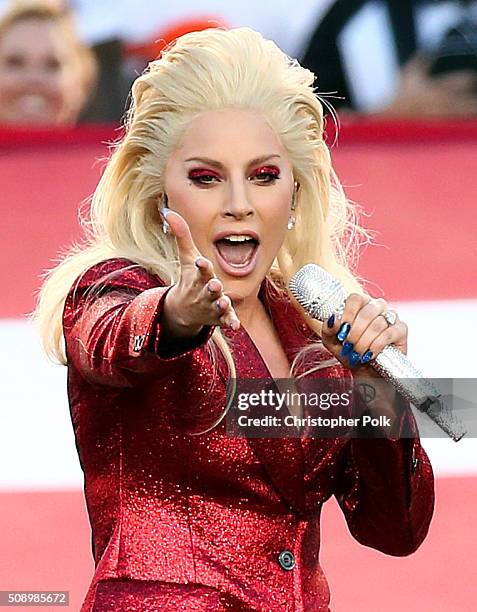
[{"x1": 321, "y1": 293, "x2": 372, "y2": 340}]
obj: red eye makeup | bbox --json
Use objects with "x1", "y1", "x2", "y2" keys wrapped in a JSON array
[
  {"x1": 187, "y1": 164, "x2": 281, "y2": 185},
  {"x1": 252, "y1": 165, "x2": 281, "y2": 182},
  {"x1": 188, "y1": 168, "x2": 222, "y2": 184},
  {"x1": 254, "y1": 165, "x2": 280, "y2": 176}
]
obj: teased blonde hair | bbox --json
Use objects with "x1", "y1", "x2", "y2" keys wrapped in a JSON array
[{"x1": 35, "y1": 27, "x2": 371, "y2": 428}]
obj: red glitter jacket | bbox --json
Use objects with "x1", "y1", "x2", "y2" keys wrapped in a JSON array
[{"x1": 63, "y1": 258, "x2": 434, "y2": 612}]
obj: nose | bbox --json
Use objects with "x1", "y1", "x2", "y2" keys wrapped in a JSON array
[
  {"x1": 222, "y1": 183, "x2": 254, "y2": 220},
  {"x1": 22, "y1": 67, "x2": 51, "y2": 90}
]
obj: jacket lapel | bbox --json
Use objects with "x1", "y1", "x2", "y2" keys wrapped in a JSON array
[{"x1": 222, "y1": 279, "x2": 311, "y2": 514}]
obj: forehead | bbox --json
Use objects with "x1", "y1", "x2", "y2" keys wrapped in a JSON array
[
  {"x1": 0, "y1": 18, "x2": 70, "y2": 55},
  {"x1": 175, "y1": 108, "x2": 287, "y2": 159}
]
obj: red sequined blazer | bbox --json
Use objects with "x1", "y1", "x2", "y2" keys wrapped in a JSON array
[{"x1": 63, "y1": 259, "x2": 434, "y2": 612}]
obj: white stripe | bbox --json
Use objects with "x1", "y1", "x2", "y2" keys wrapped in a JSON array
[
  {"x1": 396, "y1": 299, "x2": 477, "y2": 476},
  {"x1": 1, "y1": 299, "x2": 476, "y2": 490},
  {"x1": 338, "y1": 1, "x2": 399, "y2": 111},
  {"x1": 0, "y1": 320, "x2": 81, "y2": 490}
]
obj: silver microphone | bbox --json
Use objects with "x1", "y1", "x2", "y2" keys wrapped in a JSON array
[{"x1": 289, "y1": 263, "x2": 467, "y2": 441}]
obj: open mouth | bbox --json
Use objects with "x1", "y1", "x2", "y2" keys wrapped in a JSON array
[
  {"x1": 17, "y1": 95, "x2": 49, "y2": 113},
  {"x1": 213, "y1": 234, "x2": 259, "y2": 276}
]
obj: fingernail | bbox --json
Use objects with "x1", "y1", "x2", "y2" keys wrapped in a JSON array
[
  {"x1": 361, "y1": 350, "x2": 373, "y2": 364},
  {"x1": 327, "y1": 314, "x2": 335, "y2": 328},
  {"x1": 336, "y1": 323, "x2": 351, "y2": 342},
  {"x1": 194, "y1": 257, "x2": 204, "y2": 269},
  {"x1": 160, "y1": 207, "x2": 170, "y2": 218},
  {"x1": 349, "y1": 351, "x2": 360, "y2": 368},
  {"x1": 341, "y1": 341, "x2": 353, "y2": 357}
]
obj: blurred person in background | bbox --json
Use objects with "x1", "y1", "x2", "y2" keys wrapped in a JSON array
[
  {"x1": 0, "y1": 0, "x2": 97, "y2": 125},
  {"x1": 300, "y1": 0, "x2": 477, "y2": 118}
]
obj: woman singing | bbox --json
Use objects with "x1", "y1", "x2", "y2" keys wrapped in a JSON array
[{"x1": 36, "y1": 27, "x2": 434, "y2": 612}]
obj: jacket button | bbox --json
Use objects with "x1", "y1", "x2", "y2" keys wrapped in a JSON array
[{"x1": 278, "y1": 549, "x2": 296, "y2": 571}]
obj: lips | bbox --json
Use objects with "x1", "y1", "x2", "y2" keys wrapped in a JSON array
[{"x1": 213, "y1": 232, "x2": 260, "y2": 277}]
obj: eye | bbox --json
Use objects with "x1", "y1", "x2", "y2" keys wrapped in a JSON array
[
  {"x1": 188, "y1": 169, "x2": 221, "y2": 185},
  {"x1": 3, "y1": 54, "x2": 26, "y2": 69},
  {"x1": 250, "y1": 165, "x2": 281, "y2": 183},
  {"x1": 44, "y1": 57, "x2": 62, "y2": 73}
]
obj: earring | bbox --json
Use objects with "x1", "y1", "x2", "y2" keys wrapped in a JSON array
[
  {"x1": 288, "y1": 181, "x2": 298, "y2": 230},
  {"x1": 291, "y1": 181, "x2": 298, "y2": 211},
  {"x1": 160, "y1": 193, "x2": 170, "y2": 234}
]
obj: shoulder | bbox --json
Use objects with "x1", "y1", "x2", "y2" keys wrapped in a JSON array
[
  {"x1": 69, "y1": 258, "x2": 166, "y2": 296},
  {"x1": 63, "y1": 258, "x2": 169, "y2": 331}
]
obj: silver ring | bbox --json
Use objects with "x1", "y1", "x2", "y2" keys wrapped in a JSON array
[{"x1": 380, "y1": 310, "x2": 397, "y2": 326}]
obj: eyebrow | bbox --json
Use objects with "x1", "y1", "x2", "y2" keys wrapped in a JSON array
[{"x1": 184, "y1": 154, "x2": 281, "y2": 169}]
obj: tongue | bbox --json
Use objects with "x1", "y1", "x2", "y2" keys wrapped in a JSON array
[{"x1": 216, "y1": 240, "x2": 256, "y2": 265}]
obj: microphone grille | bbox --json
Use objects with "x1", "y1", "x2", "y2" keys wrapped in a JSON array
[{"x1": 288, "y1": 263, "x2": 346, "y2": 321}]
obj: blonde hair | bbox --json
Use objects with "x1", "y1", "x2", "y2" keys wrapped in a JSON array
[
  {"x1": 35, "y1": 27, "x2": 371, "y2": 428},
  {"x1": 0, "y1": 1, "x2": 97, "y2": 116}
]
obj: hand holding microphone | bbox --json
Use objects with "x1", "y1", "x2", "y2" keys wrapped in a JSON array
[
  {"x1": 289, "y1": 264, "x2": 467, "y2": 441},
  {"x1": 320, "y1": 292, "x2": 407, "y2": 375}
]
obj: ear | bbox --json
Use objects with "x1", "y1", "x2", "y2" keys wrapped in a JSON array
[{"x1": 159, "y1": 193, "x2": 169, "y2": 208}]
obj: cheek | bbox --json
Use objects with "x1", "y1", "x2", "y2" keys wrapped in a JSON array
[
  {"x1": 168, "y1": 186, "x2": 200, "y2": 219},
  {"x1": 168, "y1": 189, "x2": 213, "y2": 242},
  {"x1": 45, "y1": 67, "x2": 82, "y2": 110},
  {"x1": 51, "y1": 72, "x2": 75, "y2": 101},
  {"x1": 259, "y1": 197, "x2": 292, "y2": 257},
  {"x1": 262, "y1": 192, "x2": 291, "y2": 224},
  {"x1": 0, "y1": 70, "x2": 23, "y2": 94}
]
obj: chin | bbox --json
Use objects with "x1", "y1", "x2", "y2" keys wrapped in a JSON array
[{"x1": 221, "y1": 273, "x2": 265, "y2": 304}]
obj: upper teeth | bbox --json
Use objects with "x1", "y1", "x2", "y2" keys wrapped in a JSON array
[{"x1": 223, "y1": 235, "x2": 254, "y2": 242}]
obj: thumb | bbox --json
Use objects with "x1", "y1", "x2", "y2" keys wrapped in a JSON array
[{"x1": 161, "y1": 209, "x2": 200, "y2": 265}]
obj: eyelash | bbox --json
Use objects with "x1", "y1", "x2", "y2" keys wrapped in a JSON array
[{"x1": 188, "y1": 167, "x2": 281, "y2": 185}]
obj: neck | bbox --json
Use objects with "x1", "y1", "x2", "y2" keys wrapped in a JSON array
[{"x1": 232, "y1": 286, "x2": 266, "y2": 331}]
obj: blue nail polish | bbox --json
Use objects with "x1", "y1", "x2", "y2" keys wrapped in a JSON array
[
  {"x1": 361, "y1": 350, "x2": 373, "y2": 364},
  {"x1": 327, "y1": 314, "x2": 335, "y2": 328},
  {"x1": 336, "y1": 323, "x2": 351, "y2": 342},
  {"x1": 341, "y1": 341, "x2": 353, "y2": 357},
  {"x1": 349, "y1": 351, "x2": 360, "y2": 368}
]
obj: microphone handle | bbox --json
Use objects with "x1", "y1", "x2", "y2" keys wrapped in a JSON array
[{"x1": 373, "y1": 344, "x2": 467, "y2": 441}]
